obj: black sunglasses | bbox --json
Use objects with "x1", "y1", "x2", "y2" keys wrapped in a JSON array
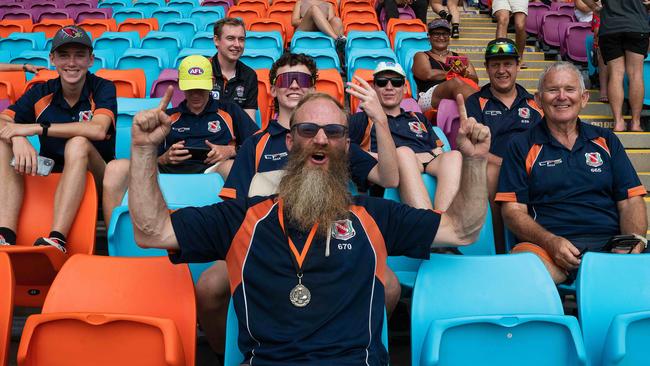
[
  {"x1": 374, "y1": 77, "x2": 405, "y2": 87},
  {"x1": 291, "y1": 122, "x2": 348, "y2": 139}
]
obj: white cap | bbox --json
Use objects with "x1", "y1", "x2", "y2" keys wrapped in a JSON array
[{"x1": 373, "y1": 61, "x2": 406, "y2": 77}]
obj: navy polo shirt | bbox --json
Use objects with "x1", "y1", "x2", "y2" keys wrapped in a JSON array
[
  {"x1": 349, "y1": 110, "x2": 444, "y2": 153},
  {"x1": 210, "y1": 55, "x2": 258, "y2": 111},
  {"x1": 465, "y1": 84, "x2": 544, "y2": 158},
  {"x1": 220, "y1": 119, "x2": 378, "y2": 200},
  {"x1": 3, "y1": 72, "x2": 117, "y2": 164},
  {"x1": 496, "y1": 119, "x2": 646, "y2": 247},
  {"x1": 159, "y1": 98, "x2": 259, "y2": 155},
  {"x1": 170, "y1": 194, "x2": 440, "y2": 366}
]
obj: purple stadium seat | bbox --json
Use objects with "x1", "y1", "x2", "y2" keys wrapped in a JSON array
[
  {"x1": 550, "y1": 2, "x2": 573, "y2": 11},
  {"x1": 525, "y1": 2, "x2": 549, "y2": 35},
  {"x1": 380, "y1": 6, "x2": 416, "y2": 31},
  {"x1": 0, "y1": 4, "x2": 24, "y2": 12},
  {"x1": 436, "y1": 98, "x2": 459, "y2": 150},
  {"x1": 0, "y1": 99, "x2": 10, "y2": 112},
  {"x1": 2, "y1": 9, "x2": 33, "y2": 21},
  {"x1": 540, "y1": 13, "x2": 574, "y2": 48},
  {"x1": 36, "y1": 9, "x2": 71, "y2": 22},
  {"x1": 202, "y1": 0, "x2": 234, "y2": 7},
  {"x1": 564, "y1": 22, "x2": 592, "y2": 63},
  {"x1": 65, "y1": 1, "x2": 95, "y2": 15},
  {"x1": 400, "y1": 97, "x2": 422, "y2": 113},
  {"x1": 150, "y1": 69, "x2": 184, "y2": 107},
  {"x1": 76, "y1": 8, "x2": 112, "y2": 22}
]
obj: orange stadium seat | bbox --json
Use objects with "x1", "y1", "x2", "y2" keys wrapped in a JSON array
[
  {"x1": 32, "y1": 19, "x2": 75, "y2": 38},
  {"x1": 267, "y1": 7, "x2": 295, "y2": 44},
  {"x1": 0, "y1": 173, "x2": 97, "y2": 307},
  {"x1": 341, "y1": 3, "x2": 375, "y2": 14},
  {"x1": 239, "y1": 0, "x2": 269, "y2": 12},
  {"x1": 0, "y1": 19, "x2": 33, "y2": 37},
  {"x1": 386, "y1": 18, "x2": 427, "y2": 48},
  {"x1": 272, "y1": 0, "x2": 297, "y2": 8},
  {"x1": 227, "y1": 6, "x2": 264, "y2": 28},
  {"x1": 0, "y1": 253, "x2": 14, "y2": 366},
  {"x1": 316, "y1": 68, "x2": 345, "y2": 105},
  {"x1": 78, "y1": 19, "x2": 117, "y2": 39},
  {"x1": 0, "y1": 71, "x2": 26, "y2": 103},
  {"x1": 341, "y1": 0, "x2": 373, "y2": 10},
  {"x1": 17, "y1": 255, "x2": 196, "y2": 366},
  {"x1": 96, "y1": 69, "x2": 147, "y2": 98},
  {"x1": 249, "y1": 18, "x2": 286, "y2": 42},
  {"x1": 341, "y1": 8, "x2": 377, "y2": 21},
  {"x1": 117, "y1": 18, "x2": 159, "y2": 38},
  {"x1": 23, "y1": 70, "x2": 59, "y2": 95},
  {"x1": 343, "y1": 18, "x2": 381, "y2": 33},
  {"x1": 255, "y1": 68, "x2": 273, "y2": 129}
]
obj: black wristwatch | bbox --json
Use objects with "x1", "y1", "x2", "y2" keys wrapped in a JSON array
[{"x1": 40, "y1": 121, "x2": 50, "y2": 138}]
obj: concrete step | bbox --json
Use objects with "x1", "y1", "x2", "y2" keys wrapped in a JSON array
[
  {"x1": 583, "y1": 117, "x2": 632, "y2": 130},
  {"x1": 616, "y1": 132, "x2": 650, "y2": 149},
  {"x1": 627, "y1": 150, "x2": 650, "y2": 171},
  {"x1": 451, "y1": 38, "x2": 511, "y2": 46},
  {"x1": 639, "y1": 172, "x2": 650, "y2": 188}
]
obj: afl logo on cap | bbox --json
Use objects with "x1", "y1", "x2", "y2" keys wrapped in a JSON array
[{"x1": 188, "y1": 67, "x2": 204, "y2": 76}]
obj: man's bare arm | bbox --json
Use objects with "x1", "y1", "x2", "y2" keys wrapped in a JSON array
[{"x1": 618, "y1": 196, "x2": 648, "y2": 253}]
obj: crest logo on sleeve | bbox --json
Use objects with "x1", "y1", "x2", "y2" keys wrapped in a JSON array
[
  {"x1": 79, "y1": 110, "x2": 93, "y2": 121},
  {"x1": 585, "y1": 152, "x2": 603, "y2": 167},
  {"x1": 211, "y1": 90, "x2": 220, "y2": 100},
  {"x1": 518, "y1": 107, "x2": 530, "y2": 118},
  {"x1": 236, "y1": 85, "x2": 245, "y2": 98},
  {"x1": 408, "y1": 121, "x2": 427, "y2": 137},
  {"x1": 207, "y1": 121, "x2": 221, "y2": 133},
  {"x1": 331, "y1": 219, "x2": 355, "y2": 240}
]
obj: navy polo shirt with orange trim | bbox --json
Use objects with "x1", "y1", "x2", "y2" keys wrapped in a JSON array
[
  {"x1": 159, "y1": 98, "x2": 259, "y2": 155},
  {"x1": 210, "y1": 56, "x2": 258, "y2": 111},
  {"x1": 465, "y1": 84, "x2": 544, "y2": 158},
  {"x1": 220, "y1": 119, "x2": 378, "y2": 200},
  {"x1": 495, "y1": 119, "x2": 646, "y2": 247},
  {"x1": 3, "y1": 72, "x2": 117, "y2": 164},
  {"x1": 348, "y1": 110, "x2": 444, "y2": 153},
  {"x1": 169, "y1": 194, "x2": 440, "y2": 366}
]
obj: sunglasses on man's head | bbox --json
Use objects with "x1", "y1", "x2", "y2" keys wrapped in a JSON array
[
  {"x1": 486, "y1": 42, "x2": 518, "y2": 55},
  {"x1": 273, "y1": 71, "x2": 314, "y2": 88},
  {"x1": 374, "y1": 77, "x2": 405, "y2": 88},
  {"x1": 291, "y1": 122, "x2": 348, "y2": 139}
]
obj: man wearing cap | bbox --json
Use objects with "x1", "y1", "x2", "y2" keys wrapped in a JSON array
[
  {"x1": 101, "y1": 55, "x2": 259, "y2": 225},
  {"x1": 0, "y1": 25, "x2": 116, "y2": 252},
  {"x1": 210, "y1": 17, "x2": 258, "y2": 121},
  {"x1": 465, "y1": 38, "x2": 543, "y2": 252},
  {"x1": 492, "y1": 0, "x2": 529, "y2": 68},
  {"x1": 496, "y1": 62, "x2": 647, "y2": 283},
  {"x1": 350, "y1": 62, "x2": 462, "y2": 211}
]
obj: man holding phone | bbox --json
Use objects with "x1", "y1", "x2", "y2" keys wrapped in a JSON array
[
  {"x1": 496, "y1": 62, "x2": 647, "y2": 284},
  {"x1": 101, "y1": 55, "x2": 258, "y2": 225},
  {"x1": 0, "y1": 25, "x2": 116, "y2": 252}
]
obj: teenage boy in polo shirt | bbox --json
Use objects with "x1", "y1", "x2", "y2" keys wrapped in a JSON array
[
  {"x1": 0, "y1": 25, "x2": 117, "y2": 252},
  {"x1": 496, "y1": 62, "x2": 647, "y2": 284},
  {"x1": 101, "y1": 55, "x2": 258, "y2": 225},
  {"x1": 210, "y1": 17, "x2": 258, "y2": 121}
]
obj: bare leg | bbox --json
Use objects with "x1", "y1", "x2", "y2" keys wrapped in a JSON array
[
  {"x1": 396, "y1": 146, "x2": 432, "y2": 210},
  {"x1": 431, "y1": 77, "x2": 478, "y2": 109},
  {"x1": 196, "y1": 261, "x2": 230, "y2": 353},
  {"x1": 487, "y1": 162, "x2": 505, "y2": 253},
  {"x1": 512, "y1": 243, "x2": 568, "y2": 284},
  {"x1": 597, "y1": 49, "x2": 609, "y2": 101},
  {"x1": 513, "y1": 12, "x2": 527, "y2": 65},
  {"x1": 424, "y1": 150, "x2": 462, "y2": 211},
  {"x1": 384, "y1": 268, "x2": 401, "y2": 317},
  {"x1": 102, "y1": 159, "x2": 131, "y2": 226},
  {"x1": 429, "y1": 0, "x2": 446, "y2": 14},
  {"x1": 494, "y1": 10, "x2": 510, "y2": 39},
  {"x1": 0, "y1": 140, "x2": 23, "y2": 231},
  {"x1": 606, "y1": 56, "x2": 626, "y2": 131},
  {"x1": 328, "y1": 16, "x2": 344, "y2": 38},
  {"x1": 297, "y1": 5, "x2": 340, "y2": 39},
  {"x1": 447, "y1": 0, "x2": 460, "y2": 24},
  {"x1": 624, "y1": 50, "x2": 645, "y2": 131},
  {"x1": 51, "y1": 136, "x2": 105, "y2": 235},
  {"x1": 213, "y1": 159, "x2": 234, "y2": 181}
]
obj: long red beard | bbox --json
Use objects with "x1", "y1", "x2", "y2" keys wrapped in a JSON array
[{"x1": 277, "y1": 142, "x2": 352, "y2": 237}]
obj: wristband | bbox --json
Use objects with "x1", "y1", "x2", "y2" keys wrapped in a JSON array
[
  {"x1": 40, "y1": 121, "x2": 50, "y2": 138},
  {"x1": 22, "y1": 63, "x2": 27, "y2": 72}
]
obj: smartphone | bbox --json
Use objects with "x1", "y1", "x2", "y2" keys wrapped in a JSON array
[
  {"x1": 185, "y1": 147, "x2": 210, "y2": 162},
  {"x1": 10, "y1": 156, "x2": 55, "y2": 176},
  {"x1": 445, "y1": 55, "x2": 469, "y2": 68},
  {"x1": 603, "y1": 235, "x2": 641, "y2": 253}
]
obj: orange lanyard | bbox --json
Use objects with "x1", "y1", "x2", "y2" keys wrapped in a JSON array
[{"x1": 277, "y1": 199, "x2": 319, "y2": 270}]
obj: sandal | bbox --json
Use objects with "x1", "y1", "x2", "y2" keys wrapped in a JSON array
[
  {"x1": 598, "y1": 96, "x2": 609, "y2": 103},
  {"x1": 451, "y1": 23, "x2": 460, "y2": 39}
]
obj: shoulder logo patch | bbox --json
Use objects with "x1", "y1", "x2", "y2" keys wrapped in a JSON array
[
  {"x1": 518, "y1": 107, "x2": 529, "y2": 118},
  {"x1": 585, "y1": 152, "x2": 603, "y2": 167},
  {"x1": 207, "y1": 121, "x2": 221, "y2": 133},
  {"x1": 331, "y1": 219, "x2": 355, "y2": 240},
  {"x1": 79, "y1": 110, "x2": 93, "y2": 122}
]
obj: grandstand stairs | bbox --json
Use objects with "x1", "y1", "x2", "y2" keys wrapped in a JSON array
[{"x1": 449, "y1": 9, "x2": 650, "y2": 239}]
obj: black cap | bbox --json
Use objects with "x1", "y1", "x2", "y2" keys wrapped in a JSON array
[
  {"x1": 51, "y1": 25, "x2": 93, "y2": 53},
  {"x1": 484, "y1": 38, "x2": 519, "y2": 61}
]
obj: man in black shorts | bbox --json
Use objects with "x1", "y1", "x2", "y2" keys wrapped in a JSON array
[{"x1": 583, "y1": 0, "x2": 650, "y2": 131}]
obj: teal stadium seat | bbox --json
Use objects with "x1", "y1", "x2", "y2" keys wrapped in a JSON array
[
  {"x1": 402, "y1": 48, "x2": 423, "y2": 96},
  {"x1": 89, "y1": 49, "x2": 116, "y2": 73},
  {"x1": 116, "y1": 97, "x2": 168, "y2": 127},
  {"x1": 345, "y1": 31, "x2": 391, "y2": 57},
  {"x1": 173, "y1": 48, "x2": 215, "y2": 68},
  {"x1": 241, "y1": 48, "x2": 281, "y2": 70},
  {"x1": 98, "y1": 0, "x2": 129, "y2": 10},
  {"x1": 189, "y1": 6, "x2": 226, "y2": 31},
  {"x1": 141, "y1": 31, "x2": 185, "y2": 66},
  {"x1": 0, "y1": 32, "x2": 47, "y2": 58},
  {"x1": 577, "y1": 252, "x2": 650, "y2": 366},
  {"x1": 0, "y1": 51, "x2": 10, "y2": 63},
  {"x1": 347, "y1": 48, "x2": 397, "y2": 81},
  {"x1": 11, "y1": 51, "x2": 52, "y2": 70},
  {"x1": 94, "y1": 31, "x2": 141, "y2": 59},
  {"x1": 151, "y1": 7, "x2": 184, "y2": 28},
  {"x1": 132, "y1": 0, "x2": 162, "y2": 17},
  {"x1": 290, "y1": 31, "x2": 335, "y2": 49},
  {"x1": 643, "y1": 55, "x2": 650, "y2": 106},
  {"x1": 292, "y1": 47, "x2": 340, "y2": 70},
  {"x1": 113, "y1": 7, "x2": 146, "y2": 23},
  {"x1": 412, "y1": 254, "x2": 587, "y2": 366},
  {"x1": 190, "y1": 31, "x2": 215, "y2": 49},
  {"x1": 116, "y1": 47, "x2": 170, "y2": 96},
  {"x1": 246, "y1": 31, "x2": 283, "y2": 54},
  {"x1": 167, "y1": 0, "x2": 200, "y2": 13},
  {"x1": 161, "y1": 18, "x2": 199, "y2": 47},
  {"x1": 394, "y1": 31, "x2": 429, "y2": 68}
]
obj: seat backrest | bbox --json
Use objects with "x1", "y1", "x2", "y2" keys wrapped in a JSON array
[
  {"x1": 189, "y1": 6, "x2": 225, "y2": 31},
  {"x1": 168, "y1": 0, "x2": 199, "y2": 13},
  {"x1": 173, "y1": 47, "x2": 214, "y2": 68},
  {"x1": 151, "y1": 7, "x2": 184, "y2": 28},
  {"x1": 290, "y1": 30, "x2": 334, "y2": 49},
  {"x1": 0, "y1": 71, "x2": 26, "y2": 102},
  {"x1": 32, "y1": 18, "x2": 74, "y2": 38},
  {"x1": 34, "y1": 255, "x2": 196, "y2": 366},
  {"x1": 346, "y1": 30, "x2": 390, "y2": 55},
  {"x1": 113, "y1": 7, "x2": 145, "y2": 23},
  {"x1": 117, "y1": 48, "x2": 169, "y2": 95},
  {"x1": 117, "y1": 17, "x2": 159, "y2": 38},
  {"x1": 96, "y1": 68, "x2": 146, "y2": 98},
  {"x1": 577, "y1": 253, "x2": 650, "y2": 366},
  {"x1": 151, "y1": 69, "x2": 184, "y2": 107},
  {"x1": 254, "y1": 68, "x2": 272, "y2": 129},
  {"x1": 16, "y1": 173, "x2": 97, "y2": 256},
  {"x1": 161, "y1": 18, "x2": 198, "y2": 44},
  {"x1": 78, "y1": 18, "x2": 116, "y2": 38},
  {"x1": 315, "y1": 68, "x2": 344, "y2": 105},
  {"x1": 248, "y1": 18, "x2": 286, "y2": 41},
  {"x1": 190, "y1": 30, "x2": 215, "y2": 48},
  {"x1": 36, "y1": 9, "x2": 71, "y2": 22},
  {"x1": 386, "y1": 18, "x2": 426, "y2": 46},
  {"x1": 526, "y1": 2, "x2": 549, "y2": 35},
  {"x1": 0, "y1": 252, "x2": 14, "y2": 366},
  {"x1": 227, "y1": 5, "x2": 262, "y2": 26},
  {"x1": 565, "y1": 23, "x2": 591, "y2": 63},
  {"x1": 94, "y1": 31, "x2": 140, "y2": 58},
  {"x1": 23, "y1": 69, "x2": 58, "y2": 94},
  {"x1": 141, "y1": 30, "x2": 183, "y2": 65},
  {"x1": 541, "y1": 13, "x2": 573, "y2": 46},
  {"x1": 412, "y1": 253, "x2": 564, "y2": 366},
  {"x1": 246, "y1": 30, "x2": 283, "y2": 53},
  {"x1": 343, "y1": 18, "x2": 381, "y2": 33}
]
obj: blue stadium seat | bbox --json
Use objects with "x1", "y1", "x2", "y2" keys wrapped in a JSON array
[
  {"x1": 246, "y1": 31, "x2": 283, "y2": 54},
  {"x1": 190, "y1": 31, "x2": 215, "y2": 49},
  {"x1": 167, "y1": 0, "x2": 200, "y2": 13},
  {"x1": 412, "y1": 254, "x2": 587, "y2": 366},
  {"x1": 291, "y1": 47, "x2": 340, "y2": 70},
  {"x1": 173, "y1": 48, "x2": 215, "y2": 68},
  {"x1": 11, "y1": 51, "x2": 52, "y2": 70},
  {"x1": 347, "y1": 48, "x2": 397, "y2": 82},
  {"x1": 585, "y1": 34, "x2": 597, "y2": 80},
  {"x1": 151, "y1": 7, "x2": 184, "y2": 28},
  {"x1": 577, "y1": 253, "x2": 650, "y2": 366},
  {"x1": 94, "y1": 31, "x2": 141, "y2": 59},
  {"x1": 27, "y1": 135, "x2": 40, "y2": 153},
  {"x1": 115, "y1": 125, "x2": 132, "y2": 159},
  {"x1": 402, "y1": 48, "x2": 422, "y2": 96},
  {"x1": 0, "y1": 50, "x2": 10, "y2": 63},
  {"x1": 132, "y1": 0, "x2": 162, "y2": 17},
  {"x1": 189, "y1": 6, "x2": 225, "y2": 31},
  {"x1": 160, "y1": 18, "x2": 199, "y2": 46},
  {"x1": 0, "y1": 32, "x2": 47, "y2": 58},
  {"x1": 394, "y1": 31, "x2": 429, "y2": 68},
  {"x1": 116, "y1": 97, "x2": 168, "y2": 128},
  {"x1": 98, "y1": 0, "x2": 129, "y2": 10},
  {"x1": 141, "y1": 31, "x2": 185, "y2": 66},
  {"x1": 89, "y1": 49, "x2": 116, "y2": 73},
  {"x1": 345, "y1": 31, "x2": 390, "y2": 56},
  {"x1": 117, "y1": 47, "x2": 170, "y2": 96},
  {"x1": 113, "y1": 7, "x2": 146, "y2": 23},
  {"x1": 643, "y1": 55, "x2": 650, "y2": 106},
  {"x1": 290, "y1": 31, "x2": 335, "y2": 50},
  {"x1": 241, "y1": 48, "x2": 281, "y2": 70}
]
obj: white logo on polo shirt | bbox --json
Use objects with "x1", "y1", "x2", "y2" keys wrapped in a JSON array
[
  {"x1": 207, "y1": 121, "x2": 221, "y2": 133},
  {"x1": 331, "y1": 219, "x2": 355, "y2": 240}
]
